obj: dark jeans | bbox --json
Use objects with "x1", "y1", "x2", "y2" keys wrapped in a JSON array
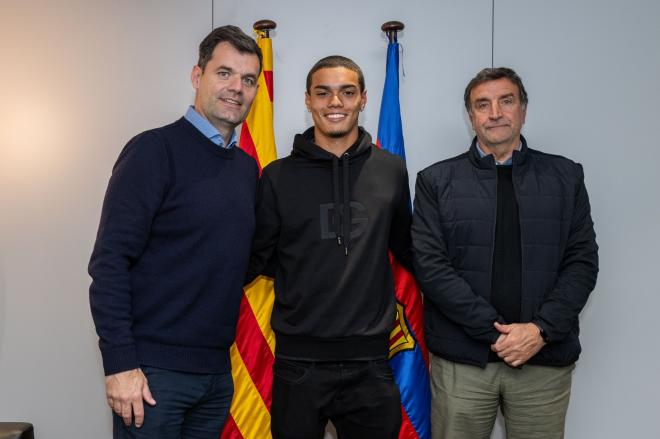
[
  {"x1": 271, "y1": 358, "x2": 402, "y2": 439},
  {"x1": 113, "y1": 366, "x2": 233, "y2": 439}
]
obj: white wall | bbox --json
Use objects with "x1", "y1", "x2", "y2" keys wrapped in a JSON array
[
  {"x1": 0, "y1": 1, "x2": 208, "y2": 437},
  {"x1": 0, "y1": 1, "x2": 658, "y2": 438}
]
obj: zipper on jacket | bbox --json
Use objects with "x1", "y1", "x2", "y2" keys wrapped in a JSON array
[
  {"x1": 488, "y1": 165, "x2": 498, "y2": 307},
  {"x1": 511, "y1": 162, "x2": 525, "y2": 320}
]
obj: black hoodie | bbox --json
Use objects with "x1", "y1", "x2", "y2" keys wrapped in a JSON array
[{"x1": 248, "y1": 127, "x2": 413, "y2": 361}]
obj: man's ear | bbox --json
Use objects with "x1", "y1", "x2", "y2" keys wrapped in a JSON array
[
  {"x1": 191, "y1": 65, "x2": 202, "y2": 90},
  {"x1": 467, "y1": 108, "x2": 476, "y2": 128},
  {"x1": 304, "y1": 91, "x2": 311, "y2": 112}
]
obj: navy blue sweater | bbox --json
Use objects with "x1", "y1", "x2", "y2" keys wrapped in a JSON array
[{"x1": 89, "y1": 118, "x2": 258, "y2": 375}]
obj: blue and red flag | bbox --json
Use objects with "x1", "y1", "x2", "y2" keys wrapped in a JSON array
[{"x1": 377, "y1": 40, "x2": 431, "y2": 439}]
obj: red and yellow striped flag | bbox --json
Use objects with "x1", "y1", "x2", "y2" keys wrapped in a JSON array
[{"x1": 221, "y1": 29, "x2": 276, "y2": 439}]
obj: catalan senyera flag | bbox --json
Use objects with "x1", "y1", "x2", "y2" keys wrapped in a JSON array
[
  {"x1": 221, "y1": 30, "x2": 276, "y2": 439},
  {"x1": 377, "y1": 40, "x2": 432, "y2": 439}
]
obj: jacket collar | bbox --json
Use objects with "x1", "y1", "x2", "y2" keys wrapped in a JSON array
[{"x1": 468, "y1": 135, "x2": 529, "y2": 169}]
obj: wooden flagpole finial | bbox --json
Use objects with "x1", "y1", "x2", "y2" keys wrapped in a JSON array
[
  {"x1": 381, "y1": 21, "x2": 404, "y2": 43},
  {"x1": 254, "y1": 19, "x2": 276, "y2": 37}
]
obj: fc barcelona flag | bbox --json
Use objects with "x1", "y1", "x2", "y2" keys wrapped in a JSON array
[
  {"x1": 377, "y1": 39, "x2": 432, "y2": 439},
  {"x1": 221, "y1": 25, "x2": 277, "y2": 439}
]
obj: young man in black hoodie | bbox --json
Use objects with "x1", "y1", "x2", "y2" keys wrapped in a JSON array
[{"x1": 248, "y1": 56, "x2": 412, "y2": 439}]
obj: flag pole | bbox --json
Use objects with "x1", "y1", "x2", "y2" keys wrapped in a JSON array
[
  {"x1": 223, "y1": 17, "x2": 278, "y2": 439},
  {"x1": 381, "y1": 20, "x2": 404, "y2": 43},
  {"x1": 378, "y1": 18, "x2": 432, "y2": 439},
  {"x1": 254, "y1": 19, "x2": 276, "y2": 36}
]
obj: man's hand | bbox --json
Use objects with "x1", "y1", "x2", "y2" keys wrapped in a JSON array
[
  {"x1": 491, "y1": 322, "x2": 546, "y2": 367},
  {"x1": 105, "y1": 368, "x2": 156, "y2": 428}
]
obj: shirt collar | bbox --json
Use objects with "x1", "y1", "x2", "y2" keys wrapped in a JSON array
[
  {"x1": 476, "y1": 141, "x2": 521, "y2": 166},
  {"x1": 184, "y1": 106, "x2": 237, "y2": 149}
]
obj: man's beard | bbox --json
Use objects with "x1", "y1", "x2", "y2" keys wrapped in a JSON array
[{"x1": 327, "y1": 128, "x2": 351, "y2": 139}]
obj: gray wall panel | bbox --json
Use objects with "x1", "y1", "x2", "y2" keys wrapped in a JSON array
[{"x1": 495, "y1": 1, "x2": 660, "y2": 438}]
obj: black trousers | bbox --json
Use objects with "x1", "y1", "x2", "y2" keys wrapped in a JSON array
[{"x1": 271, "y1": 358, "x2": 402, "y2": 439}]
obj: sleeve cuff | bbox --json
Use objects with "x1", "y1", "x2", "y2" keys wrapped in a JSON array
[{"x1": 101, "y1": 344, "x2": 139, "y2": 376}]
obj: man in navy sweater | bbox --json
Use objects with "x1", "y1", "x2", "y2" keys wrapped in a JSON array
[{"x1": 89, "y1": 26, "x2": 261, "y2": 438}]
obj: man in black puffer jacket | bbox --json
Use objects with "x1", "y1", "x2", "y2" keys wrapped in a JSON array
[{"x1": 412, "y1": 67, "x2": 598, "y2": 439}]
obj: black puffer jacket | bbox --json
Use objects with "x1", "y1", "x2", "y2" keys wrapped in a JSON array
[{"x1": 412, "y1": 136, "x2": 598, "y2": 367}]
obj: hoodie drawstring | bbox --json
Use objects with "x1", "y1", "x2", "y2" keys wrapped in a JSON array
[
  {"x1": 332, "y1": 156, "x2": 342, "y2": 247},
  {"x1": 331, "y1": 153, "x2": 351, "y2": 256},
  {"x1": 342, "y1": 153, "x2": 350, "y2": 255}
]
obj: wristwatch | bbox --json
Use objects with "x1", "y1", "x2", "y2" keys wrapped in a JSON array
[{"x1": 532, "y1": 322, "x2": 549, "y2": 343}]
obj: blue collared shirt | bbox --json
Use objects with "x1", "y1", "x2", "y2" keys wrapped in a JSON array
[
  {"x1": 476, "y1": 141, "x2": 521, "y2": 166},
  {"x1": 184, "y1": 106, "x2": 237, "y2": 149}
]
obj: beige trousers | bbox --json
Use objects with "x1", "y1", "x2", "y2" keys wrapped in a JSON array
[{"x1": 430, "y1": 355, "x2": 575, "y2": 439}]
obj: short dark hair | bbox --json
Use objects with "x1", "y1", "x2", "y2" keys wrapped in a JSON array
[
  {"x1": 306, "y1": 55, "x2": 365, "y2": 93},
  {"x1": 464, "y1": 67, "x2": 528, "y2": 112},
  {"x1": 197, "y1": 25, "x2": 263, "y2": 73}
]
